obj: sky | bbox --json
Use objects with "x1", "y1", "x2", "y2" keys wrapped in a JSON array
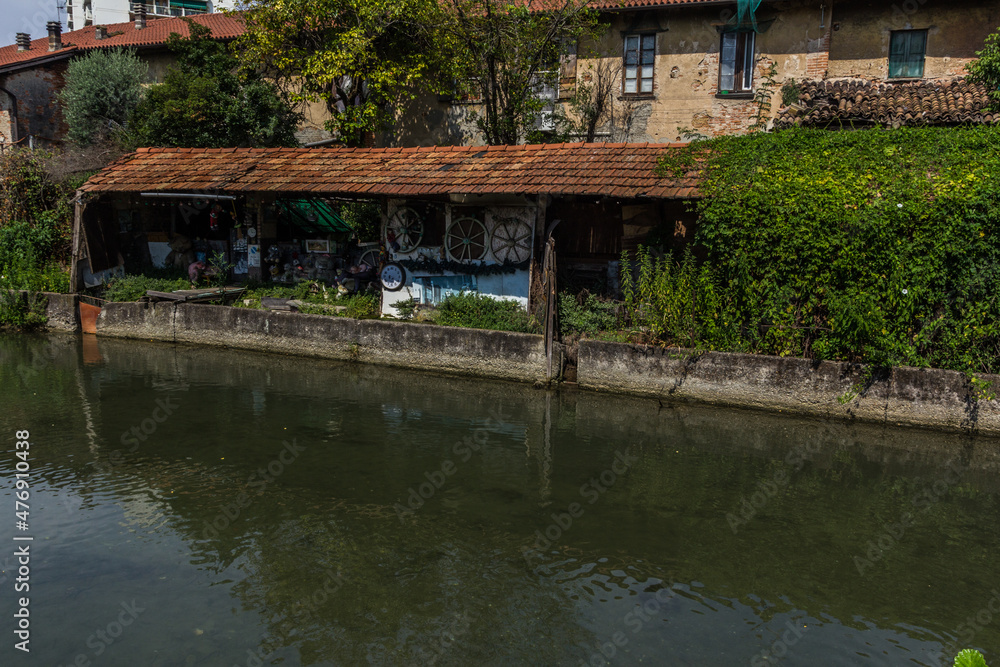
[{"x1": 1, "y1": 0, "x2": 68, "y2": 47}]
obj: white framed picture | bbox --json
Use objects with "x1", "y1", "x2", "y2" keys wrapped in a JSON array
[{"x1": 305, "y1": 239, "x2": 330, "y2": 253}]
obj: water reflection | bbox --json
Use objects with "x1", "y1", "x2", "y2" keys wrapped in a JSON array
[{"x1": 0, "y1": 333, "x2": 997, "y2": 666}]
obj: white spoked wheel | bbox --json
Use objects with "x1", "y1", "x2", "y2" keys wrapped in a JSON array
[
  {"x1": 489, "y1": 218, "x2": 532, "y2": 263},
  {"x1": 446, "y1": 217, "x2": 489, "y2": 262},
  {"x1": 359, "y1": 247, "x2": 380, "y2": 271},
  {"x1": 386, "y1": 207, "x2": 424, "y2": 253}
]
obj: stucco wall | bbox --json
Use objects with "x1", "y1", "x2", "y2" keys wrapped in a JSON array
[{"x1": 827, "y1": 0, "x2": 999, "y2": 80}]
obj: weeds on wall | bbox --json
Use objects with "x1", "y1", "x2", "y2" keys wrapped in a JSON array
[{"x1": 649, "y1": 126, "x2": 1000, "y2": 373}]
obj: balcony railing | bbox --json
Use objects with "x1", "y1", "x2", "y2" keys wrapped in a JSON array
[{"x1": 144, "y1": 2, "x2": 208, "y2": 17}]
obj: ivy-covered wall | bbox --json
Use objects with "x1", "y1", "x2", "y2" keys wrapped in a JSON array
[{"x1": 647, "y1": 126, "x2": 1000, "y2": 373}]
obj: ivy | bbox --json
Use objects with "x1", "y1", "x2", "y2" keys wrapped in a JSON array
[{"x1": 647, "y1": 126, "x2": 1000, "y2": 373}]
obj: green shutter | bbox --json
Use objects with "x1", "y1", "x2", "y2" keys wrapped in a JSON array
[{"x1": 889, "y1": 31, "x2": 926, "y2": 78}]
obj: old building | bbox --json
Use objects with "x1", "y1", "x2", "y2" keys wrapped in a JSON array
[
  {"x1": 398, "y1": 0, "x2": 1000, "y2": 145},
  {"x1": 0, "y1": 10, "x2": 243, "y2": 148}
]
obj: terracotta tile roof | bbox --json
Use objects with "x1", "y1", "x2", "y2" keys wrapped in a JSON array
[
  {"x1": 0, "y1": 12, "x2": 244, "y2": 70},
  {"x1": 588, "y1": 0, "x2": 727, "y2": 7},
  {"x1": 775, "y1": 77, "x2": 1000, "y2": 129},
  {"x1": 80, "y1": 143, "x2": 700, "y2": 199}
]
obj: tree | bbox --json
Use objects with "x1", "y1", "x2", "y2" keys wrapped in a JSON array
[
  {"x1": 447, "y1": 0, "x2": 601, "y2": 145},
  {"x1": 966, "y1": 25, "x2": 1000, "y2": 106},
  {"x1": 130, "y1": 21, "x2": 301, "y2": 148},
  {"x1": 234, "y1": 0, "x2": 453, "y2": 147},
  {"x1": 60, "y1": 49, "x2": 148, "y2": 146}
]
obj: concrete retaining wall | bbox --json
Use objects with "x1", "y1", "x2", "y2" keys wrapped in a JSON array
[
  {"x1": 578, "y1": 340, "x2": 1000, "y2": 435},
  {"x1": 96, "y1": 301, "x2": 547, "y2": 383},
  {"x1": 29, "y1": 294, "x2": 1000, "y2": 434}
]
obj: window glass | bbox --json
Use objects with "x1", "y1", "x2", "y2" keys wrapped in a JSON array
[
  {"x1": 889, "y1": 30, "x2": 927, "y2": 78},
  {"x1": 624, "y1": 34, "x2": 654, "y2": 95}
]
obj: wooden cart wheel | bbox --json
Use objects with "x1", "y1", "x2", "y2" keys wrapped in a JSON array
[
  {"x1": 386, "y1": 206, "x2": 424, "y2": 253},
  {"x1": 489, "y1": 217, "x2": 532, "y2": 263},
  {"x1": 446, "y1": 216, "x2": 489, "y2": 261},
  {"x1": 359, "y1": 247, "x2": 381, "y2": 270}
]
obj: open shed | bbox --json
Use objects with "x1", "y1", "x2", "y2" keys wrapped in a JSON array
[{"x1": 74, "y1": 143, "x2": 700, "y2": 311}]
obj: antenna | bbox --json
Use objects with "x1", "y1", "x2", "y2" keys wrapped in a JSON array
[{"x1": 55, "y1": 0, "x2": 67, "y2": 22}]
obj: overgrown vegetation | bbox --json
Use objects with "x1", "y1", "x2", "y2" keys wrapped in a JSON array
[
  {"x1": 433, "y1": 292, "x2": 537, "y2": 332},
  {"x1": 966, "y1": 24, "x2": 1000, "y2": 107},
  {"x1": 644, "y1": 126, "x2": 1000, "y2": 373},
  {"x1": 100, "y1": 273, "x2": 191, "y2": 302},
  {"x1": 0, "y1": 150, "x2": 75, "y2": 328}
]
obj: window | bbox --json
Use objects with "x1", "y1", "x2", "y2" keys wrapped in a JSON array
[
  {"x1": 719, "y1": 30, "x2": 755, "y2": 94},
  {"x1": 533, "y1": 71, "x2": 558, "y2": 131},
  {"x1": 624, "y1": 34, "x2": 655, "y2": 95},
  {"x1": 889, "y1": 30, "x2": 926, "y2": 79}
]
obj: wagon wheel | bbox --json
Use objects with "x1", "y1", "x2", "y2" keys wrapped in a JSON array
[
  {"x1": 385, "y1": 206, "x2": 424, "y2": 253},
  {"x1": 489, "y1": 218, "x2": 532, "y2": 263},
  {"x1": 359, "y1": 247, "x2": 381, "y2": 271},
  {"x1": 446, "y1": 216, "x2": 489, "y2": 261}
]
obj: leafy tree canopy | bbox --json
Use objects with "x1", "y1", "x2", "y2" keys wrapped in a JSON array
[
  {"x1": 60, "y1": 49, "x2": 148, "y2": 146},
  {"x1": 234, "y1": 0, "x2": 600, "y2": 145},
  {"x1": 447, "y1": 0, "x2": 601, "y2": 145},
  {"x1": 130, "y1": 20, "x2": 301, "y2": 148},
  {"x1": 235, "y1": 0, "x2": 454, "y2": 146},
  {"x1": 966, "y1": 25, "x2": 1000, "y2": 105}
]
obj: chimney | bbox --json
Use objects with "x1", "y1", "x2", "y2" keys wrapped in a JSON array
[
  {"x1": 95, "y1": 25, "x2": 107, "y2": 40},
  {"x1": 46, "y1": 21, "x2": 62, "y2": 51},
  {"x1": 15, "y1": 33, "x2": 30, "y2": 52},
  {"x1": 133, "y1": 3, "x2": 146, "y2": 30}
]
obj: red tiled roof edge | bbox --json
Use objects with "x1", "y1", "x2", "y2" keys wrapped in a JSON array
[{"x1": 80, "y1": 143, "x2": 700, "y2": 199}]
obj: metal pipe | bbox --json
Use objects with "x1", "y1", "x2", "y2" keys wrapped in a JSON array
[
  {"x1": 140, "y1": 192, "x2": 237, "y2": 200},
  {"x1": 303, "y1": 138, "x2": 340, "y2": 148}
]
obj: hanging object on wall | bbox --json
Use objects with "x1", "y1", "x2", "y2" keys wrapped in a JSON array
[
  {"x1": 386, "y1": 206, "x2": 425, "y2": 253},
  {"x1": 446, "y1": 216, "x2": 489, "y2": 262},
  {"x1": 380, "y1": 262, "x2": 405, "y2": 291},
  {"x1": 489, "y1": 217, "x2": 532, "y2": 264},
  {"x1": 733, "y1": 0, "x2": 762, "y2": 29}
]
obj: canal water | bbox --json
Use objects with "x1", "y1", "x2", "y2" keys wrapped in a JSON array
[{"x1": 1, "y1": 333, "x2": 998, "y2": 666}]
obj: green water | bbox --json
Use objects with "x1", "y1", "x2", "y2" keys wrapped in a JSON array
[{"x1": 1, "y1": 333, "x2": 999, "y2": 666}]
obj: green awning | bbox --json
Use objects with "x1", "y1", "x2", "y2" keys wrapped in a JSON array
[
  {"x1": 172, "y1": 0, "x2": 208, "y2": 10},
  {"x1": 277, "y1": 199, "x2": 353, "y2": 234}
]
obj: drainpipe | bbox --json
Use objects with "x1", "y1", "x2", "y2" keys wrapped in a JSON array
[{"x1": 0, "y1": 85, "x2": 19, "y2": 144}]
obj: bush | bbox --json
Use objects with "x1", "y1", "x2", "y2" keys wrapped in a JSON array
[
  {"x1": 434, "y1": 292, "x2": 537, "y2": 333},
  {"x1": 0, "y1": 290, "x2": 47, "y2": 330},
  {"x1": 558, "y1": 291, "x2": 619, "y2": 337},
  {"x1": 101, "y1": 274, "x2": 190, "y2": 302},
  {"x1": 61, "y1": 49, "x2": 148, "y2": 146},
  {"x1": 0, "y1": 150, "x2": 65, "y2": 226}
]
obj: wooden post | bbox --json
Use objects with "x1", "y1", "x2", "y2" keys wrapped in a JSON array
[
  {"x1": 69, "y1": 191, "x2": 85, "y2": 293},
  {"x1": 542, "y1": 236, "x2": 558, "y2": 382}
]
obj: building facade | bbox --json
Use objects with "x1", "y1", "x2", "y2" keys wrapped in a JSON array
[
  {"x1": 395, "y1": 0, "x2": 1000, "y2": 146},
  {"x1": 65, "y1": 0, "x2": 236, "y2": 31}
]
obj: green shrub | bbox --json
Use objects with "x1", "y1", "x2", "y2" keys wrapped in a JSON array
[
  {"x1": 558, "y1": 291, "x2": 619, "y2": 337},
  {"x1": 434, "y1": 292, "x2": 536, "y2": 333},
  {"x1": 101, "y1": 274, "x2": 190, "y2": 302},
  {"x1": 0, "y1": 290, "x2": 47, "y2": 330}
]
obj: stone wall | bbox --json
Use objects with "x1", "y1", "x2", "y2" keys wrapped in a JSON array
[{"x1": 578, "y1": 340, "x2": 1000, "y2": 436}]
